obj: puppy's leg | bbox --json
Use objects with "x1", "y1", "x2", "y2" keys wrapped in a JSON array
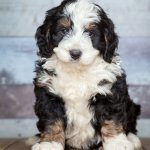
[
  {"x1": 32, "y1": 86, "x2": 66, "y2": 150},
  {"x1": 101, "y1": 120, "x2": 134, "y2": 150},
  {"x1": 127, "y1": 133, "x2": 143, "y2": 150},
  {"x1": 32, "y1": 121, "x2": 65, "y2": 150}
]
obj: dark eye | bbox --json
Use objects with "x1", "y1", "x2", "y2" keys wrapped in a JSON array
[
  {"x1": 84, "y1": 30, "x2": 95, "y2": 37},
  {"x1": 62, "y1": 28, "x2": 69, "y2": 33},
  {"x1": 57, "y1": 28, "x2": 69, "y2": 35},
  {"x1": 52, "y1": 27, "x2": 69, "y2": 43},
  {"x1": 89, "y1": 30, "x2": 95, "y2": 37}
]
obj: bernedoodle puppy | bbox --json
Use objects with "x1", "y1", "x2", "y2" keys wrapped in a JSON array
[{"x1": 32, "y1": 0, "x2": 142, "y2": 149}]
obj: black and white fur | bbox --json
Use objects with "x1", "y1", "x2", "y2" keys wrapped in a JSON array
[{"x1": 33, "y1": 0, "x2": 142, "y2": 149}]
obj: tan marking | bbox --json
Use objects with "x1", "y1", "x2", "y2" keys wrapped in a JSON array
[
  {"x1": 101, "y1": 120, "x2": 123, "y2": 138},
  {"x1": 40, "y1": 121, "x2": 65, "y2": 147},
  {"x1": 58, "y1": 17, "x2": 71, "y2": 28},
  {"x1": 99, "y1": 146, "x2": 103, "y2": 150},
  {"x1": 85, "y1": 23, "x2": 96, "y2": 31}
]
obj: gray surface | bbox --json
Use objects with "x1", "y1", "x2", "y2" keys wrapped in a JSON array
[
  {"x1": 0, "y1": 37, "x2": 149, "y2": 85},
  {"x1": 129, "y1": 85, "x2": 150, "y2": 118},
  {"x1": 119, "y1": 37, "x2": 150, "y2": 85},
  {"x1": 0, "y1": 119, "x2": 38, "y2": 138},
  {"x1": 0, "y1": 0, "x2": 149, "y2": 37},
  {"x1": 0, "y1": 37, "x2": 37, "y2": 84},
  {"x1": 0, "y1": 85, "x2": 35, "y2": 118}
]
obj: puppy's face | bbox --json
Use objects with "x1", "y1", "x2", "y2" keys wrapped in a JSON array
[{"x1": 36, "y1": 0, "x2": 118, "y2": 65}]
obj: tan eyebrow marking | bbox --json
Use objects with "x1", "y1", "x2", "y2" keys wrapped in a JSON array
[
  {"x1": 85, "y1": 23, "x2": 96, "y2": 31},
  {"x1": 58, "y1": 17, "x2": 71, "y2": 28}
]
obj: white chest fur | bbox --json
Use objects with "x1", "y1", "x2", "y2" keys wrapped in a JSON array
[{"x1": 37, "y1": 55, "x2": 122, "y2": 148}]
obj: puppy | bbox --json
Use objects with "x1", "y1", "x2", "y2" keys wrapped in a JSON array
[{"x1": 32, "y1": 0, "x2": 142, "y2": 149}]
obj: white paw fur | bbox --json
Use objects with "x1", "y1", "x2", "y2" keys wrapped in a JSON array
[
  {"x1": 103, "y1": 133, "x2": 134, "y2": 150},
  {"x1": 127, "y1": 133, "x2": 142, "y2": 149},
  {"x1": 32, "y1": 142, "x2": 64, "y2": 150}
]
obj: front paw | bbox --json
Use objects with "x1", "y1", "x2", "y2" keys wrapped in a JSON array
[
  {"x1": 32, "y1": 142, "x2": 64, "y2": 150},
  {"x1": 103, "y1": 133, "x2": 134, "y2": 150}
]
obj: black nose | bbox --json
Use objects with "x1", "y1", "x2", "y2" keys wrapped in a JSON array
[{"x1": 69, "y1": 49, "x2": 82, "y2": 60}]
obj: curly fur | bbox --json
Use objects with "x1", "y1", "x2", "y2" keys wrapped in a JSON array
[{"x1": 33, "y1": 0, "x2": 141, "y2": 149}]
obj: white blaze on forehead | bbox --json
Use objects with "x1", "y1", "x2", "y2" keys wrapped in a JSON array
[
  {"x1": 64, "y1": 0, "x2": 100, "y2": 29},
  {"x1": 54, "y1": 0, "x2": 101, "y2": 65}
]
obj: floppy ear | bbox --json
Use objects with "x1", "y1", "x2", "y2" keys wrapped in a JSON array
[
  {"x1": 35, "y1": 24, "x2": 51, "y2": 57},
  {"x1": 102, "y1": 18, "x2": 118, "y2": 63},
  {"x1": 35, "y1": 7, "x2": 58, "y2": 57}
]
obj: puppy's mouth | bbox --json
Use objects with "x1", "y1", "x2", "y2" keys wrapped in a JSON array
[{"x1": 71, "y1": 59, "x2": 80, "y2": 63}]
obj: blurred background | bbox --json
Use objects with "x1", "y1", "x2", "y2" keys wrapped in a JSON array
[{"x1": 0, "y1": 0, "x2": 150, "y2": 139}]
